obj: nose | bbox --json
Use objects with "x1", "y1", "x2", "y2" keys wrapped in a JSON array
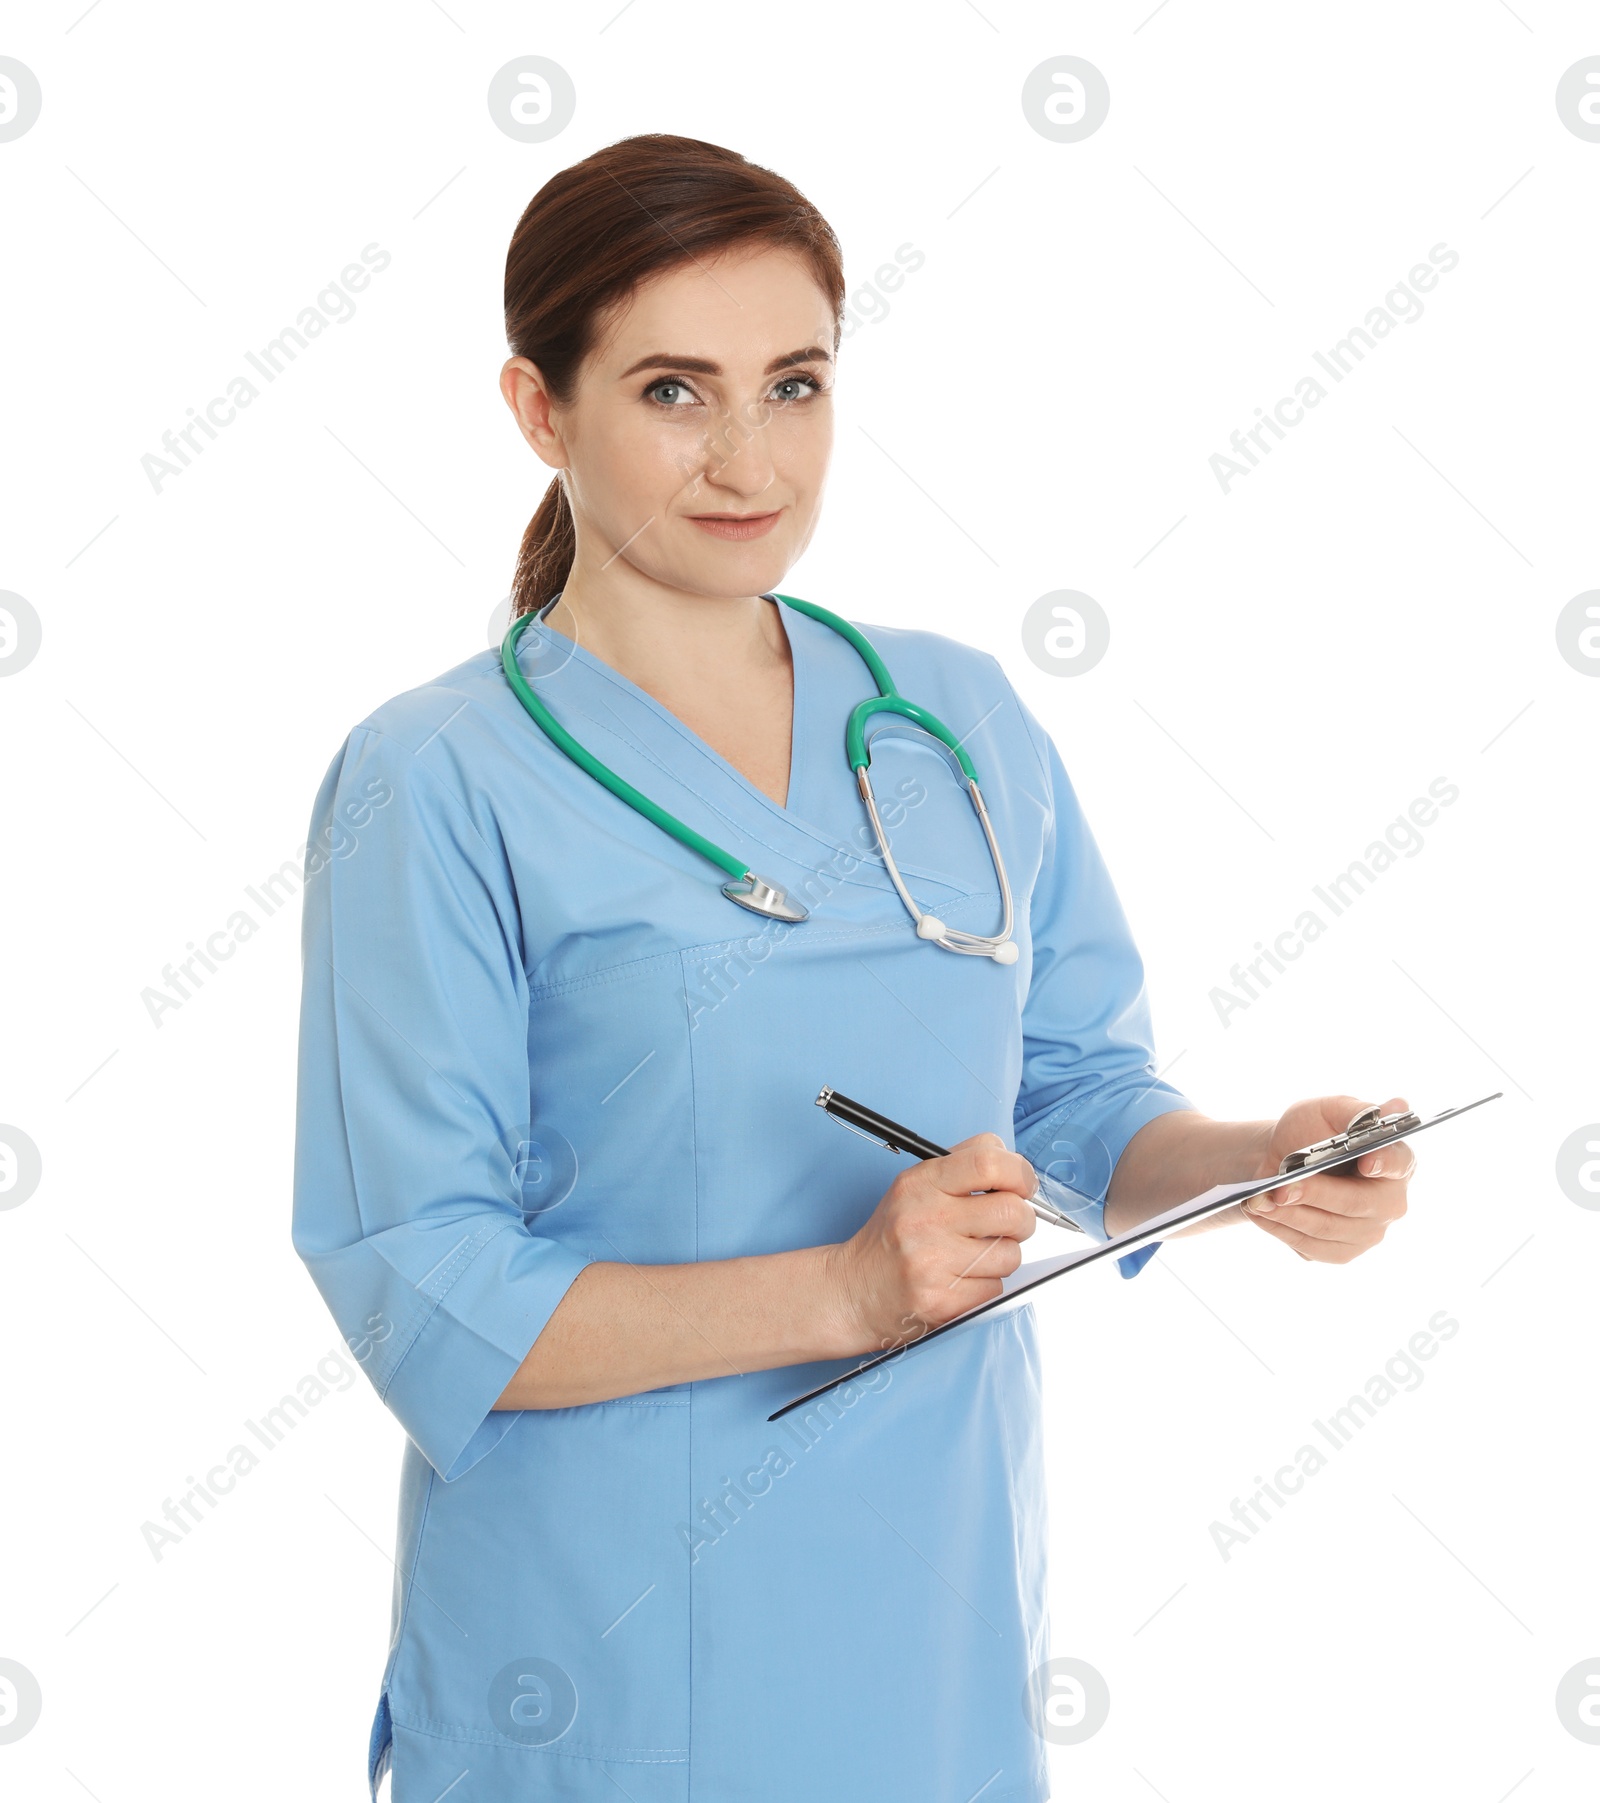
[{"x1": 682, "y1": 406, "x2": 778, "y2": 503}]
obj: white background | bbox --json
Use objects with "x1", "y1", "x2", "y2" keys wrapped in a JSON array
[{"x1": 2, "y1": 3, "x2": 1596, "y2": 1799}]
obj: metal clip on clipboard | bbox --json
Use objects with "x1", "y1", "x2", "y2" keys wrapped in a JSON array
[{"x1": 1277, "y1": 1102, "x2": 1422, "y2": 1175}]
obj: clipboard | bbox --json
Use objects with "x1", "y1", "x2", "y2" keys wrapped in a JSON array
[{"x1": 769, "y1": 1090, "x2": 1502, "y2": 1422}]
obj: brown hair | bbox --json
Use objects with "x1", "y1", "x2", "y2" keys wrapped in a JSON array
[{"x1": 503, "y1": 133, "x2": 845, "y2": 620}]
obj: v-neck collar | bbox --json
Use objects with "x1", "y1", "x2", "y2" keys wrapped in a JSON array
[
  {"x1": 529, "y1": 591, "x2": 806, "y2": 821},
  {"x1": 510, "y1": 594, "x2": 979, "y2": 904}
]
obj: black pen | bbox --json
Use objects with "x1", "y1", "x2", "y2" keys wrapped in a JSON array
[{"x1": 815, "y1": 1086, "x2": 1085, "y2": 1232}]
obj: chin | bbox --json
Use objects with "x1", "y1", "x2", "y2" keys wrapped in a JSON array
[{"x1": 674, "y1": 545, "x2": 793, "y2": 598}]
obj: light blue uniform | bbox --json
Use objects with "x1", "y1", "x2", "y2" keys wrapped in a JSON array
[{"x1": 291, "y1": 601, "x2": 1194, "y2": 1802}]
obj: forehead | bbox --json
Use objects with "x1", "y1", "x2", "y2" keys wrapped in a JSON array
[{"x1": 592, "y1": 244, "x2": 835, "y2": 371}]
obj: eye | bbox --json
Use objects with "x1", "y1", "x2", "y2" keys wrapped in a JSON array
[
  {"x1": 770, "y1": 373, "x2": 824, "y2": 403},
  {"x1": 644, "y1": 378, "x2": 701, "y2": 408}
]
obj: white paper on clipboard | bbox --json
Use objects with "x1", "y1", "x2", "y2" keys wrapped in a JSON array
[{"x1": 769, "y1": 1090, "x2": 1502, "y2": 1422}]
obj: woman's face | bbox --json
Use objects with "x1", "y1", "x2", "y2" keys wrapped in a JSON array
[{"x1": 504, "y1": 243, "x2": 836, "y2": 600}]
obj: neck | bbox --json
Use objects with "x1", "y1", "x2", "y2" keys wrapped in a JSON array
[{"x1": 545, "y1": 567, "x2": 789, "y2": 693}]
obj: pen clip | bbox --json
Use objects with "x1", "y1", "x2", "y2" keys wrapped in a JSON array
[
  {"x1": 811, "y1": 1081, "x2": 923, "y2": 1153},
  {"x1": 827, "y1": 1114, "x2": 896, "y2": 1154}
]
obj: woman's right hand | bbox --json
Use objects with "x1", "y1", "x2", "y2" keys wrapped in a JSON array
[
  {"x1": 501, "y1": 1133, "x2": 1041, "y2": 1409},
  {"x1": 823, "y1": 1133, "x2": 1039, "y2": 1355}
]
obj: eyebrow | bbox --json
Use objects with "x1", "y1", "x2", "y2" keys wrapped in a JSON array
[{"x1": 617, "y1": 345, "x2": 834, "y2": 380}]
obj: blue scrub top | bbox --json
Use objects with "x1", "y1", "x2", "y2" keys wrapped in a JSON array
[{"x1": 291, "y1": 600, "x2": 1194, "y2": 1802}]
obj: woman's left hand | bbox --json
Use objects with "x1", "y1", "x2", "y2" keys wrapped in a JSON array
[{"x1": 1241, "y1": 1094, "x2": 1416, "y2": 1264}]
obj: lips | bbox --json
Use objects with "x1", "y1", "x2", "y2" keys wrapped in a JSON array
[{"x1": 687, "y1": 510, "x2": 783, "y2": 541}]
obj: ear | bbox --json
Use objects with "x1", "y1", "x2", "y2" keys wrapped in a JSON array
[{"x1": 500, "y1": 357, "x2": 567, "y2": 469}]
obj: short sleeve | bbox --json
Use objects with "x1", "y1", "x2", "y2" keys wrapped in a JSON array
[
  {"x1": 1007, "y1": 687, "x2": 1196, "y2": 1278},
  {"x1": 291, "y1": 724, "x2": 592, "y2": 1479}
]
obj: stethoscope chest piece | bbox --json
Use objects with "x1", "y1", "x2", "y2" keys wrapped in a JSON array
[{"x1": 722, "y1": 875, "x2": 809, "y2": 922}]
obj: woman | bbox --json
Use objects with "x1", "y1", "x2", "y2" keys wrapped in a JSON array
[{"x1": 292, "y1": 134, "x2": 1415, "y2": 1802}]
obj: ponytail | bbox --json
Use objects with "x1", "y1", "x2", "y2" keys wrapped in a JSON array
[{"x1": 511, "y1": 473, "x2": 576, "y2": 621}]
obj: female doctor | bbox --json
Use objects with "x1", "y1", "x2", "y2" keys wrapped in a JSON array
[{"x1": 292, "y1": 133, "x2": 1416, "y2": 1803}]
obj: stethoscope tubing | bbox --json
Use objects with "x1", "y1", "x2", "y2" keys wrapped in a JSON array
[{"x1": 499, "y1": 591, "x2": 1017, "y2": 960}]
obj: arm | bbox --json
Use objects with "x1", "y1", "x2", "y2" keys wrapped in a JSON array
[
  {"x1": 999, "y1": 684, "x2": 1416, "y2": 1271},
  {"x1": 292, "y1": 724, "x2": 598, "y2": 1481},
  {"x1": 1107, "y1": 1094, "x2": 1417, "y2": 1261},
  {"x1": 496, "y1": 1135, "x2": 1040, "y2": 1409},
  {"x1": 1006, "y1": 691, "x2": 1198, "y2": 1274},
  {"x1": 495, "y1": 1248, "x2": 841, "y2": 1410}
]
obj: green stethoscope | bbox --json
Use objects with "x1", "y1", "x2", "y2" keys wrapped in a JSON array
[{"x1": 499, "y1": 591, "x2": 1018, "y2": 964}]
